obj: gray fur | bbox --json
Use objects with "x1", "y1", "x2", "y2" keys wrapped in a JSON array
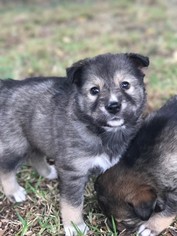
[
  {"x1": 0, "y1": 53, "x2": 149, "y2": 235},
  {"x1": 95, "y1": 95, "x2": 177, "y2": 236}
]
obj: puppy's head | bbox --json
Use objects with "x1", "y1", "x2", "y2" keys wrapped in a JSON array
[
  {"x1": 67, "y1": 53, "x2": 149, "y2": 130},
  {"x1": 95, "y1": 167, "x2": 165, "y2": 232}
]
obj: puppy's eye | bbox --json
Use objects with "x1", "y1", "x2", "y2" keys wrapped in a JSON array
[
  {"x1": 127, "y1": 202, "x2": 133, "y2": 208},
  {"x1": 90, "y1": 87, "x2": 100, "y2": 95},
  {"x1": 121, "y1": 81, "x2": 130, "y2": 90}
]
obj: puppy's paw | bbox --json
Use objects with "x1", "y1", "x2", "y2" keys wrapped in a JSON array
[
  {"x1": 64, "y1": 222, "x2": 89, "y2": 236},
  {"x1": 137, "y1": 225, "x2": 156, "y2": 236},
  {"x1": 45, "y1": 165, "x2": 58, "y2": 180},
  {"x1": 8, "y1": 186, "x2": 27, "y2": 203}
]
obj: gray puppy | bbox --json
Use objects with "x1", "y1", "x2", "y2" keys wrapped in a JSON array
[
  {"x1": 95, "y1": 95, "x2": 177, "y2": 236},
  {"x1": 0, "y1": 53, "x2": 149, "y2": 235}
]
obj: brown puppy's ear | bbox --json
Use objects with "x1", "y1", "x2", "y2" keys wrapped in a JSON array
[
  {"x1": 126, "y1": 53, "x2": 150, "y2": 75},
  {"x1": 66, "y1": 58, "x2": 91, "y2": 86},
  {"x1": 127, "y1": 185, "x2": 157, "y2": 221},
  {"x1": 154, "y1": 196, "x2": 166, "y2": 213}
]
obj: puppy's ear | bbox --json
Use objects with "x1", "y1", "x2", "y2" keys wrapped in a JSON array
[
  {"x1": 154, "y1": 196, "x2": 166, "y2": 213},
  {"x1": 66, "y1": 58, "x2": 90, "y2": 86},
  {"x1": 126, "y1": 53, "x2": 150, "y2": 75},
  {"x1": 127, "y1": 185, "x2": 157, "y2": 221}
]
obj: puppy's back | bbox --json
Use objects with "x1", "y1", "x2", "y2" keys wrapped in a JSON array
[{"x1": 122, "y1": 95, "x2": 177, "y2": 188}]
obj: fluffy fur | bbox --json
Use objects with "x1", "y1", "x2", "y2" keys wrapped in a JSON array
[
  {"x1": 95, "y1": 95, "x2": 177, "y2": 236},
  {"x1": 0, "y1": 53, "x2": 149, "y2": 235}
]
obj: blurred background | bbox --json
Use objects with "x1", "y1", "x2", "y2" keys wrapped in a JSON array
[
  {"x1": 0, "y1": 0, "x2": 177, "y2": 110},
  {"x1": 0, "y1": 1, "x2": 177, "y2": 235}
]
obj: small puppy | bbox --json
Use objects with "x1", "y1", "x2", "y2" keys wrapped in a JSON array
[
  {"x1": 0, "y1": 53, "x2": 149, "y2": 235},
  {"x1": 95, "y1": 95, "x2": 177, "y2": 236}
]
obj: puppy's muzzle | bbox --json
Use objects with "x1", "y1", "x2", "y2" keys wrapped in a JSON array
[{"x1": 105, "y1": 102, "x2": 121, "y2": 114}]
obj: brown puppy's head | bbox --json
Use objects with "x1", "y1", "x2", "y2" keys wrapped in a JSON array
[
  {"x1": 66, "y1": 53, "x2": 149, "y2": 131},
  {"x1": 95, "y1": 167, "x2": 165, "y2": 232}
]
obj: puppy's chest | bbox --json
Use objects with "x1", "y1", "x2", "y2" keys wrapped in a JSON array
[
  {"x1": 91, "y1": 153, "x2": 120, "y2": 172},
  {"x1": 76, "y1": 139, "x2": 120, "y2": 171}
]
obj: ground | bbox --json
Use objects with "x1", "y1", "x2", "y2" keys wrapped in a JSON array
[{"x1": 0, "y1": 0, "x2": 177, "y2": 235}]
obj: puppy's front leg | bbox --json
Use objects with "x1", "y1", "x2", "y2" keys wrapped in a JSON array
[
  {"x1": 61, "y1": 199, "x2": 88, "y2": 236},
  {"x1": 59, "y1": 175, "x2": 89, "y2": 236},
  {"x1": 138, "y1": 213, "x2": 175, "y2": 236}
]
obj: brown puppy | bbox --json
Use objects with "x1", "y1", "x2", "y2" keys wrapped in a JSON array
[{"x1": 95, "y1": 96, "x2": 177, "y2": 236}]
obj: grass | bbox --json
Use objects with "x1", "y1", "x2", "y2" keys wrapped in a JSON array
[{"x1": 0, "y1": 0, "x2": 177, "y2": 235}]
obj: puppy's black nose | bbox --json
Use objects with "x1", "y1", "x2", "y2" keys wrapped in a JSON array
[{"x1": 105, "y1": 102, "x2": 121, "y2": 114}]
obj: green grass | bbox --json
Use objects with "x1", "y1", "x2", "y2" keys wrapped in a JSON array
[{"x1": 0, "y1": 0, "x2": 177, "y2": 235}]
